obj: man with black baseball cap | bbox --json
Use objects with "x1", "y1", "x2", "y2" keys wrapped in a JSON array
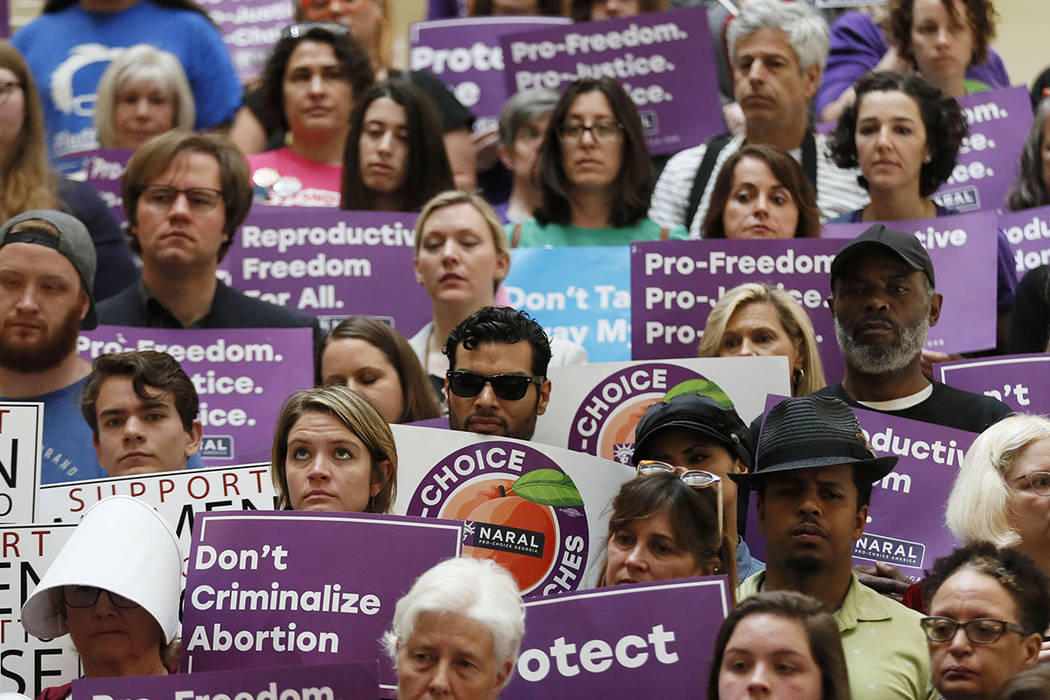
[
  {"x1": 0, "y1": 210, "x2": 108, "y2": 483},
  {"x1": 733, "y1": 395, "x2": 934, "y2": 700},
  {"x1": 815, "y1": 223, "x2": 1010, "y2": 432},
  {"x1": 631, "y1": 378, "x2": 763, "y2": 579}
]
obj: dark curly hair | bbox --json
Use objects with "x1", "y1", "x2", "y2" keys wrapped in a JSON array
[
  {"x1": 259, "y1": 25, "x2": 374, "y2": 136},
  {"x1": 888, "y1": 0, "x2": 997, "y2": 70},
  {"x1": 444, "y1": 306, "x2": 552, "y2": 378},
  {"x1": 534, "y1": 77, "x2": 653, "y2": 229},
  {"x1": 829, "y1": 71, "x2": 968, "y2": 197},
  {"x1": 923, "y1": 541, "x2": 1050, "y2": 638}
]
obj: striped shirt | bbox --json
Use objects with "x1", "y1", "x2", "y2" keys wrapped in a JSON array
[{"x1": 648, "y1": 132, "x2": 870, "y2": 239}]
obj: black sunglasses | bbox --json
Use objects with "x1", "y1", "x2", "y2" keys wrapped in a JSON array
[
  {"x1": 446, "y1": 370, "x2": 545, "y2": 401},
  {"x1": 282, "y1": 22, "x2": 350, "y2": 39}
]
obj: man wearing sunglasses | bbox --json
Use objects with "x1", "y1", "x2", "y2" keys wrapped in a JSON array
[
  {"x1": 97, "y1": 131, "x2": 320, "y2": 345},
  {"x1": 444, "y1": 306, "x2": 551, "y2": 441},
  {"x1": 732, "y1": 395, "x2": 936, "y2": 700}
]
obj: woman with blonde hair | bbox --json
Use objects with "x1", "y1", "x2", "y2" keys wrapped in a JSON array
[
  {"x1": 698, "y1": 283, "x2": 825, "y2": 396},
  {"x1": 271, "y1": 385, "x2": 398, "y2": 513},
  {"x1": 94, "y1": 44, "x2": 195, "y2": 151},
  {"x1": 0, "y1": 42, "x2": 135, "y2": 300}
]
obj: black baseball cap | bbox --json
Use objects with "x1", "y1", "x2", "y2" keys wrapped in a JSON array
[{"x1": 830, "y1": 224, "x2": 935, "y2": 289}]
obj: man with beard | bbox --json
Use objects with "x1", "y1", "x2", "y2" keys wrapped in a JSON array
[
  {"x1": 816, "y1": 224, "x2": 1011, "y2": 433},
  {"x1": 0, "y1": 210, "x2": 107, "y2": 483},
  {"x1": 444, "y1": 307, "x2": 551, "y2": 441},
  {"x1": 649, "y1": 0, "x2": 868, "y2": 237},
  {"x1": 733, "y1": 395, "x2": 934, "y2": 700}
]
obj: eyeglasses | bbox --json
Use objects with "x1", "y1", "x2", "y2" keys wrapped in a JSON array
[
  {"x1": 140, "y1": 185, "x2": 223, "y2": 214},
  {"x1": 1012, "y1": 471, "x2": 1050, "y2": 496},
  {"x1": 919, "y1": 616, "x2": 1029, "y2": 644},
  {"x1": 62, "y1": 584, "x2": 140, "y2": 609},
  {"x1": 557, "y1": 121, "x2": 623, "y2": 145},
  {"x1": 635, "y1": 460, "x2": 724, "y2": 539},
  {"x1": 282, "y1": 21, "x2": 350, "y2": 38},
  {"x1": 446, "y1": 370, "x2": 544, "y2": 401},
  {"x1": 0, "y1": 80, "x2": 21, "y2": 103}
]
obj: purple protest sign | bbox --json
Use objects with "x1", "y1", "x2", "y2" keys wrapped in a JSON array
[
  {"x1": 937, "y1": 353, "x2": 1050, "y2": 414},
  {"x1": 744, "y1": 397, "x2": 974, "y2": 580},
  {"x1": 180, "y1": 511, "x2": 463, "y2": 693},
  {"x1": 822, "y1": 211, "x2": 998, "y2": 352},
  {"x1": 56, "y1": 148, "x2": 131, "y2": 223},
  {"x1": 630, "y1": 238, "x2": 846, "y2": 381},
  {"x1": 219, "y1": 207, "x2": 432, "y2": 337},
  {"x1": 205, "y1": 0, "x2": 294, "y2": 84},
  {"x1": 999, "y1": 205, "x2": 1050, "y2": 280},
  {"x1": 932, "y1": 86, "x2": 1032, "y2": 213},
  {"x1": 73, "y1": 661, "x2": 379, "y2": 699},
  {"x1": 78, "y1": 326, "x2": 312, "y2": 465},
  {"x1": 501, "y1": 7, "x2": 723, "y2": 154},
  {"x1": 411, "y1": 16, "x2": 571, "y2": 129},
  {"x1": 502, "y1": 578, "x2": 729, "y2": 699}
]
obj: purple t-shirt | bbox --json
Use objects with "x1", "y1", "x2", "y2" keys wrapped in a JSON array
[{"x1": 817, "y1": 11, "x2": 1011, "y2": 116}]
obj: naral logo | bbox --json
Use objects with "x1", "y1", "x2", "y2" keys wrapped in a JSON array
[
  {"x1": 199, "y1": 435, "x2": 233, "y2": 459},
  {"x1": 934, "y1": 185, "x2": 980, "y2": 212},
  {"x1": 854, "y1": 533, "x2": 925, "y2": 568},
  {"x1": 405, "y1": 441, "x2": 588, "y2": 597},
  {"x1": 567, "y1": 365, "x2": 707, "y2": 464}
]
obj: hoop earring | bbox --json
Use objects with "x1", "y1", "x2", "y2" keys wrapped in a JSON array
[{"x1": 792, "y1": 367, "x2": 805, "y2": 393}]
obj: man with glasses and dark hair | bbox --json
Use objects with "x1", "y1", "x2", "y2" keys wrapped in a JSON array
[
  {"x1": 97, "y1": 130, "x2": 320, "y2": 343},
  {"x1": 732, "y1": 395, "x2": 935, "y2": 700},
  {"x1": 922, "y1": 542, "x2": 1047, "y2": 700},
  {"x1": 443, "y1": 306, "x2": 551, "y2": 441}
]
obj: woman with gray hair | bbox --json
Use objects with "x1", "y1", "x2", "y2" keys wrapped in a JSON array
[
  {"x1": 93, "y1": 44, "x2": 195, "y2": 151},
  {"x1": 497, "y1": 88, "x2": 557, "y2": 224},
  {"x1": 946, "y1": 414, "x2": 1050, "y2": 579},
  {"x1": 385, "y1": 557, "x2": 525, "y2": 700}
]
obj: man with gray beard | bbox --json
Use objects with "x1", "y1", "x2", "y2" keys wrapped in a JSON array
[{"x1": 814, "y1": 224, "x2": 1011, "y2": 433}]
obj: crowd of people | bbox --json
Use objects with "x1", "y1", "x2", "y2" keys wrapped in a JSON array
[{"x1": 7, "y1": 0, "x2": 1050, "y2": 697}]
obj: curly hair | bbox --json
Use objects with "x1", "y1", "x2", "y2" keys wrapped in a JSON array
[
  {"x1": 888, "y1": 0, "x2": 997, "y2": 70},
  {"x1": 702, "y1": 144, "x2": 822, "y2": 239},
  {"x1": 1007, "y1": 100, "x2": 1050, "y2": 211},
  {"x1": 443, "y1": 306, "x2": 552, "y2": 377},
  {"x1": 258, "y1": 25, "x2": 374, "y2": 136},
  {"x1": 533, "y1": 77, "x2": 653, "y2": 229},
  {"x1": 829, "y1": 71, "x2": 967, "y2": 197}
]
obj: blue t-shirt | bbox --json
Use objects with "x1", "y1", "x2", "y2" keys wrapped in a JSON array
[{"x1": 13, "y1": 0, "x2": 242, "y2": 159}]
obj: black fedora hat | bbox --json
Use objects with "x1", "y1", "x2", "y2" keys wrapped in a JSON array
[{"x1": 730, "y1": 396, "x2": 897, "y2": 489}]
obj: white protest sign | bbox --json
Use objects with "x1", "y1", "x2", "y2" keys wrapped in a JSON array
[{"x1": 0, "y1": 404, "x2": 43, "y2": 525}]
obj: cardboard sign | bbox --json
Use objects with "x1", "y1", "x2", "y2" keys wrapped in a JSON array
[
  {"x1": 410, "y1": 16, "x2": 571, "y2": 129},
  {"x1": 822, "y1": 210, "x2": 998, "y2": 354},
  {"x1": 72, "y1": 661, "x2": 379, "y2": 699},
  {"x1": 179, "y1": 510, "x2": 463, "y2": 694},
  {"x1": 936, "y1": 353, "x2": 1050, "y2": 413},
  {"x1": 501, "y1": 7, "x2": 724, "y2": 155},
  {"x1": 391, "y1": 425, "x2": 634, "y2": 596},
  {"x1": 743, "y1": 398, "x2": 975, "y2": 580},
  {"x1": 998, "y1": 205, "x2": 1050, "y2": 279},
  {"x1": 932, "y1": 86, "x2": 1032, "y2": 213},
  {"x1": 504, "y1": 578, "x2": 730, "y2": 698},
  {"x1": 219, "y1": 207, "x2": 431, "y2": 336},
  {"x1": 505, "y1": 246, "x2": 630, "y2": 362},
  {"x1": 0, "y1": 403, "x2": 43, "y2": 525},
  {"x1": 205, "y1": 0, "x2": 294, "y2": 84},
  {"x1": 0, "y1": 523, "x2": 78, "y2": 697},
  {"x1": 77, "y1": 326, "x2": 312, "y2": 466},
  {"x1": 534, "y1": 356, "x2": 789, "y2": 463}
]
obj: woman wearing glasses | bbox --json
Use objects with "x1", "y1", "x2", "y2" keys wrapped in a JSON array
[
  {"x1": 247, "y1": 24, "x2": 374, "y2": 207},
  {"x1": 921, "y1": 542, "x2": 1046, "y2": 700},
  {"x1": 509, "y1": 77, "x2": 688, "y2": 247},
  {"x1": 21, "y1": 496, "x2": 182, "y2": 698},
  {"x1": 625, "y1": 380, "x2": 760, "y2": 580},
  {"x1": 270, "y1": 384, "x2": 397, "y2": 512},
  {"x1": 410, "y1": 190, "x2": 586, "y2": 394}
]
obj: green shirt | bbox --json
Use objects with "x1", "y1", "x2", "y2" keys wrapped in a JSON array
[
  {"x1": 506, "y1": 218, "x2": 689, "y2": 247},
  {"x1": 739, "y1": 571, "x2": 936, "y2": 700}
]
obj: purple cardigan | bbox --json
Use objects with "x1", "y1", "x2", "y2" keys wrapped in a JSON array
[{"x1": 816, "y1": 11, "x2": 1011, "y2": 116}]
